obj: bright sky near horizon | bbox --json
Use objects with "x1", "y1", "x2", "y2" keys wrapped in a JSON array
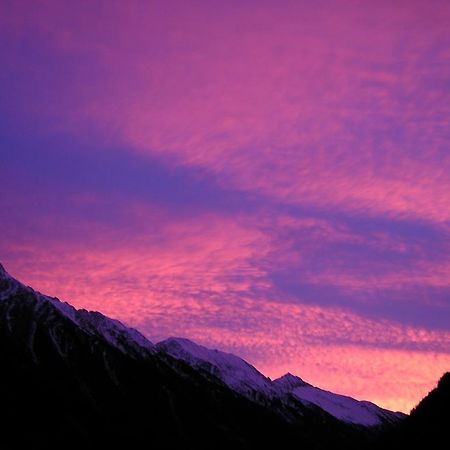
[{"x1": 1, "y1": 0, "x2": 450, "y2": 412}]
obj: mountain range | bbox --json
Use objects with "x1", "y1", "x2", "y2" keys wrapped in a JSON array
[{"x1": 0, "y1": 262, "x2": 447, "y2": 449}]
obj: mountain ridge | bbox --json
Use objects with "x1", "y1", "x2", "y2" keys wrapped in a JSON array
[{"x1": 0, "y1": 263, "x2": 403, "y2": 426}]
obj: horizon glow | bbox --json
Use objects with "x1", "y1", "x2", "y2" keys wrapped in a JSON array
[{"x1": 1, "y1": 0, "x2": 450, "y2": 412}]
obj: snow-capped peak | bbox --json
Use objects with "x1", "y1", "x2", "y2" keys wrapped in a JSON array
[
  {"x1": 156, "y1": 337, "x2": 275, "y2": 398},
  {"x1": 273, "y1": 373, "x2": 309, "y2": 390}
]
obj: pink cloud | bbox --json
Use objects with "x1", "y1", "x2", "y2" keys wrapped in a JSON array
[
  {"x1": 2, "y1": 1, "x2": 449, "y2": 223},
  {"x1": 5, "y1": 1, "x2": 447, "y2": 221}
]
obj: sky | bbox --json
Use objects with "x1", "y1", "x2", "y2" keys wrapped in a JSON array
[{"x1": 1, "y1": 0, "x2": 450, "y2": 413}]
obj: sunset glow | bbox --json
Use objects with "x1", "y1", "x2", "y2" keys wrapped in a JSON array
[{"x1": 1, "y1": 0, "x2": 450, "y2": 412}]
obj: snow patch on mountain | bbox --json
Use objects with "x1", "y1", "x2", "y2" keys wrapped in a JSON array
[
  {"x1": 157, "y1": 337, "x2": 276, "y2": 397},
  {"x1": 274, "y1": 377, "x2": 404, "y2": 426}
]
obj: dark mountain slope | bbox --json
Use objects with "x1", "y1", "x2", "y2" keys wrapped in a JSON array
[
  {"x1": 410, "y1": 371, "x2": 450, "y2": 424},
  {"x1": 375, "y1": 372, "x2": 449, "y2": 449}
]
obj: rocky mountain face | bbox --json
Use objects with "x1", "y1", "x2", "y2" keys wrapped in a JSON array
[{"x1": 0, "y1": 263, "x2": 418, "y2": 449}]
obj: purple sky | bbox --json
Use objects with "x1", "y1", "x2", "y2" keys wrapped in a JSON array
[{"x1": 1, "y1": 0, "x2": 450, "y2": 412}]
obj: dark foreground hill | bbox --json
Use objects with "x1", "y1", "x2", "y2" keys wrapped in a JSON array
[{"x1": 377, "y1": 371, "x2": 450, "y2": 449}]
